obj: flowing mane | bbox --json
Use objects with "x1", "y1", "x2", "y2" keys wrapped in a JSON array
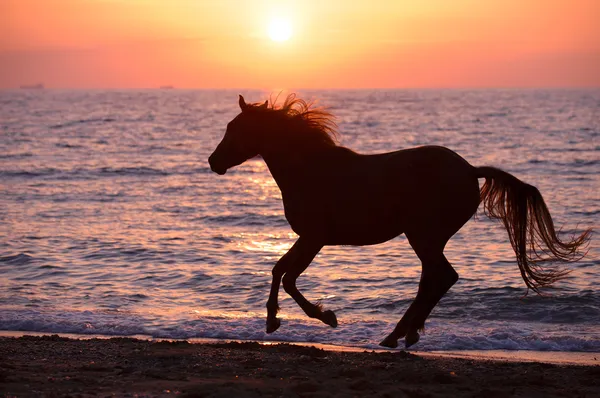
[{"x1": 250, "y1": 94, "x2": 339, "y2": 147}]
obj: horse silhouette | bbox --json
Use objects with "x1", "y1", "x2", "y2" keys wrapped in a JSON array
[{"x1": 208, "y1": 94, "x2": 591, "y2": 348}]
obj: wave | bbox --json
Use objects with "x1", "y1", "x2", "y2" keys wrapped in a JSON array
[
  {"x1": 526, "y1": 158, "x2": 599, "y2": 167},
  {"x1": 0, "y1": 253, "x2": 34, "y2": 265},
  {"x1": 0, "y1": 166, "x2": 170, "y2": 179},
  {"x1": 438, "y1": 289, "x2": 600, "y2": 325},
  {"x1": 0, "y1": 165, "x2": 221, "y2": 180},
  {"x1": 49, "y1": 117, "x2": 116, "y2": 129},
  {"x1": 0, "y1": 168, "x2": 61, "y2": 178},
  {"x1": 200, "y1": 213, "x2": 287, "y2": 227},
  {"x1": 1, "y1": 309, "x2": 598, "y2": 352},
  {"x1": 96, "y1": 166, "x2": 169, "y2": 176},
  {"x1": 481, "y1": 112, "x2": 509, "y2": 118},
  {"x1": 55, "y1": 142, "x2": 84, "y2": 149},
  {"x1": 0, "y1": 152, "x2": 33, "y2": 159}
]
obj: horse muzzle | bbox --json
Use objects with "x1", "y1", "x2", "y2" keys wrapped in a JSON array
[{"x1": 208, "y1": 154, "x2": 227, "y2": 175}]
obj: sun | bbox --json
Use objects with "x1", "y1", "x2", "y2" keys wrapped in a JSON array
[{"x1": 268, "y1": 17, "x2": 292, "y2": 42}]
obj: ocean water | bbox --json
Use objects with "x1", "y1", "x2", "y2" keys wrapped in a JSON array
[{"x1": 1, "y1": 89, "x2": 598, "y2": 352}]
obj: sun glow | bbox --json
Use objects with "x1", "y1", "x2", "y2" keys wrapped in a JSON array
[
  {"x1": 2, "y1": 1, "x2": 598, "y2": 88},
  {"x1": 268, "y1": 17, "x2": 292, "y2": 42}
]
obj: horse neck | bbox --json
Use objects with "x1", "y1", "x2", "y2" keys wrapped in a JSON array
[
  {"x1": 261, "y1": 149, "x2": 307, "y2": 191},
  {"x1": 259, "y1": 129, "x2": 333, "y2": 191}
]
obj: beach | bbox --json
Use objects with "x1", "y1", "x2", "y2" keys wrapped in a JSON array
[{"x1": 1, "y1": 335, "x2": 598, "y2": 397}]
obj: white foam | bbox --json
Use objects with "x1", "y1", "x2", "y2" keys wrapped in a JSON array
[{"x1": 1, "y1": 308, "x2": 599, "y2": 353}]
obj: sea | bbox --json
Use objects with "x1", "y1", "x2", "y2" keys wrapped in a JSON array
[{"x1": 1, "y1": 89, "x2": 598, "y2": 353}]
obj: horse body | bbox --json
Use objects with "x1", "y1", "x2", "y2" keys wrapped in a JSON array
[
  {"x1": 265, "y1": 145, "x2": 480, "y2": 246},
  {"x1": 208, "y1": 94, "x2": 591, "y2": 348}
]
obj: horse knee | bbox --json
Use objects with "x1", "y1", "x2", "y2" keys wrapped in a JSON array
[
  {"x1": 442, "y1": 261, "x2": 459, "y2": 287},
  {"x1": 424, "y1": 258, "x2": 458, "y2": 287},
  {"x1": 282, "y1": 273, "x2": 297, "y2": 295},
  {"x1": 443, "y1": 266, "x2": 459, "y2": 286},
  {"x1": 272, "y1": 266, "x2": 284, "y2": 279},
  {"x1": 420, "y1": 263, "x2": 458, "y2": 301},
  {"x1": 450, "y1": 268, "x2": 459, "y2": 285},
  {"x1": 272, "y1": 259, "x2": 288, "y2": 278}
]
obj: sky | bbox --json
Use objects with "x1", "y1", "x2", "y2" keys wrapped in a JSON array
[{"x1": 1, "y1": 0, "x2": 599, "y2": 89}]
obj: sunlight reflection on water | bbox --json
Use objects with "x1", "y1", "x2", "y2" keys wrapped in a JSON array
[{"x1": 0, "y1": 89, "x2": 598, "y2": 351}]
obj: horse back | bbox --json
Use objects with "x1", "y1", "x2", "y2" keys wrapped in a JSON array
[{"x1": 279, "y1": 145, "x2": 480, "y2": 245}]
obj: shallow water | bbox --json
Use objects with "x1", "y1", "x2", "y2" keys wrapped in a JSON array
[{"x1": 1, "y1": 89, "x2": 598, "y2": 351}]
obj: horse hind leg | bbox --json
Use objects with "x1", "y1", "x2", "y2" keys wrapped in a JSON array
[
  {"x1": 379, "y1": 285, "x2": 425, "y2": 348},
  {"x1": 381, "y1": 176, "x2": 478, "y2": 348},
  {"x1": 380, "y1": 238, "x2": 458, "y2": 349},
  {"x1": 406, "y1": 254, "x2": 458, "y2": 345}
]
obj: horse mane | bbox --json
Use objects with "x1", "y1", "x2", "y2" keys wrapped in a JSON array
[{"x1": 249, "y1": 93, "x2": 339, "y2": 147}]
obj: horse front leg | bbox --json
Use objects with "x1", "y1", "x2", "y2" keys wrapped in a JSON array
[
  {"x1": 279, "y1": 238, "x2": 337, "y2": 327},
  {"x1": 265, "y1": 243, "x2": 298, "y2": 333},
  {"x1": 265, "y1": 237, "x2": 325, "y2": 332}
]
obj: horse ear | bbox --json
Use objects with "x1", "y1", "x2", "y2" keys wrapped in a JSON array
[
  {"x1": 259, "y1": 100, "x2": 268, "y2": 109},
  {"x1": 239, "y1": 95, "x2": 247, "y2": 111}
]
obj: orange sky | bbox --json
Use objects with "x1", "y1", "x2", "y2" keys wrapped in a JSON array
[{"x1": 1, "y1": 0, "x2": 598, "y2": 88}]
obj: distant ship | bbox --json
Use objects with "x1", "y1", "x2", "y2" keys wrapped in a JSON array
[
  {"x1": 159, "y1": 85, "x2": 174, "y2": 89},
  {"x1": 20, "y1": 83, "x2": 44, "y2": 90}
]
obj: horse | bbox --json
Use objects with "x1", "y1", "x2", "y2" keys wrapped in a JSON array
[{"x1": 208, "y1": 94, "x2": 591, "y2": 348}]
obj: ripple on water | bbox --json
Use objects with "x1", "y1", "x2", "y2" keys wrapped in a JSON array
[
  {"x1": 0, "y1": 89, "x2": 598, "y2": 351},
  {"x1": 0, "y1": 253, "x2": 35, "y2": 265}
]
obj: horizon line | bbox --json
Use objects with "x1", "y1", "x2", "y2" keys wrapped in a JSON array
[{"x1": 4, "y1": 86, "x2": 600, "y2": 91}]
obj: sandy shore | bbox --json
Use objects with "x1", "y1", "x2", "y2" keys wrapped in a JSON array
[{"x1": 1, "y1": 336, "x2": 598, "y2": 397}]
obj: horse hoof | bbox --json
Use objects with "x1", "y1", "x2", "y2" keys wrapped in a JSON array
[
  {"x1": 405, "y1": 330, "x2": 420, "y2": 348},
  {"x1": 266, "y1": 317, "x2": 281, "y2": 334},
  {"x1": 379, "y1": 336, "x2": 398, "y2": 348},
  {"x1": 322, "y1": 310, "x2": 338, "y2": 328}
]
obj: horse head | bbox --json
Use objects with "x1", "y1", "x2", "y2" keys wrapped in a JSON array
[
  {"x1": 209, "y1": 94, "x2": 337, "y2": 174},
  {"x1": 208, "y1": 95, "x2": 268, "y2": 175}
]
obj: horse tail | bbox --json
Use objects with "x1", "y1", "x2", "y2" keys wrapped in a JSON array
[{"x1": 476, "y1": 166, "x2": 591, "y2": 294}]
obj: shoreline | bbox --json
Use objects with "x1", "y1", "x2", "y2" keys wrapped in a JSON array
[
  {"x1": 1, "y1": 335, "x2": 599, "y2": 397},
  {"x1": 1, "y1": 330, "x2": 598, "y2": 366}
]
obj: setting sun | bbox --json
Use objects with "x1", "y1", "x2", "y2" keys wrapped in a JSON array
[
  {"x1": 1, "y1": 0, "x2": 598, "y2": 88},
  {"x1": 268, "y1": 17, "x2": 292, "y2": 42}
]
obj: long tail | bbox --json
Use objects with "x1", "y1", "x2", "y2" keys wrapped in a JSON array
[{"x1": 476, "y1": 166, "x2": 591, "y2": 294}]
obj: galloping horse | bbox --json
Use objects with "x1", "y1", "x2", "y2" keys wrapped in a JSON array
[{"x1": 208, "y1": 94, "x2": 591, "y2": 348}]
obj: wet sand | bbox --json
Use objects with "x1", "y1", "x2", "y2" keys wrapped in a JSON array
[{"x1": 1, "y1": 335, "x2": 598, "y2": 397}]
